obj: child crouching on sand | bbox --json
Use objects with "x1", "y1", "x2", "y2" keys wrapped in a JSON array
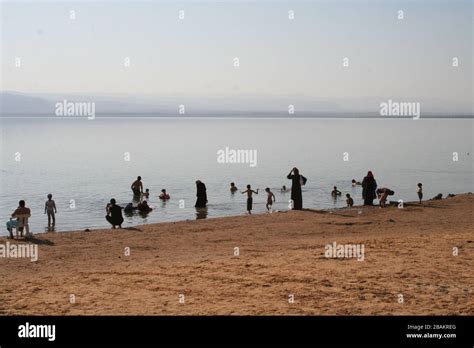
[
  {"x1": 242, "y1": 185, "x2": 259, "y2": 214},
  {"x1": 265, "y1": 188, "x2": 275, "y2": 212}
]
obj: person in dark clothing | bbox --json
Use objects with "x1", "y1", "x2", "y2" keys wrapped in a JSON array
[
  {"x1": 195, "y1": 180, "x2": 208, "y2": 208},
  {"x1": 105, "y1": 198, "x2": 124, "y2": 229},
  {"x1": 361, "y1": 171, "x2": 377, "y2": 206},
  {"x1": 287, "y1": 167, "x2": 303, "y2": 210}
]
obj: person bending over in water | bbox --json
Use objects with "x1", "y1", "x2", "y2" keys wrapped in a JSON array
[
  {"x1": 265, "y1": 188, "x2": 275, "y2": 212},
  {"x1": 44, "y1": 193, "x2": 57, "y2": 228},
  {"x1": 352, "y1": 179, "x2": 361, "y2": 186},
  {"x1": 376, "y1": 188, "x2": 394, "y2": 208},
  {"x1": 159, "y1": 189, "x2": 170, "y2": 200},
  {"x1": 331, "y1": 186, "x2": 342, "y2": 197},
  {"x1": 131, "y1": 176, "x2": 143, "y2": 196},
  {"x1": 242, "y1": 185, "x2": 259, "y2": 214},
  {"x1": 230, "y1": 182, "x2": 238, "y2": 193},
  {"x1": 106, "y1": 199, "x2": 124, "y2": 229},
  {"x1": 346, "y1": 193, "x2": 354, "y2": 207},
  {"x1": 417, "y1": 183, "x2": 423, "y2": 204}
]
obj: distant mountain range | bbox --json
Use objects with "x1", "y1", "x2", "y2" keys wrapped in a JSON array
[{"x1": 1, "y1": 91, "x2": 472, "y2": 117}]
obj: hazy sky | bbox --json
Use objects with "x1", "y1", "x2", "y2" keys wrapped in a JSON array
[{"x1": 1, "y1": 0, "x2": 472, "y2": 109}]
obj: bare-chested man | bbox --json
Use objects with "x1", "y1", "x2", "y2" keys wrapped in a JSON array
[{"x1": 131, "y1": 176, "x2": 143, "y2": 196}]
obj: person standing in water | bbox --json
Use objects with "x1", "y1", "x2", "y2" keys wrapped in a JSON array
[
  {"x1": 417, "y1": 183, "x2": 423, "y2": 203},
  {"x1": 44, "y1": 193, "x2": 57, "y2": 229},
  {"x1": 346, "y1": 193, "x2": 354, "y2": 207},
  {"x1": 195, "y1": 180, "x2": 208, "y2": 208},
  {"x1": 331, "y1": 186, "x2": 342, "y2": 197},
  {"x1": 131, "y1": 176, "x2": 143, "y2": 196},
  {"x1": 242, "y1": 184, "x2": 259, "y2": 214},
  {"x1": 265, "y1": 187, "x2": 275, "y2": 212},
  {"x1": 287, "y1": 167, "x2": 303, "y2": 210},
  {"x1": 361, "y1": 171, "x2": 377, "y2": 206}
]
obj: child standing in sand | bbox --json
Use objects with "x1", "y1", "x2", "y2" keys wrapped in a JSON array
[
  {"x1": 242, "y1": 185, "x2": 259, "y2": 214},
  {"x1": 417, "y1": 183, "x2": 423, "y2": 203},
  {"x1": 265, "y1": 188, "x2": 275, "y2": 212},
  {"x1": 44, "y1": 194, "x2": 57, "y2": 228}
]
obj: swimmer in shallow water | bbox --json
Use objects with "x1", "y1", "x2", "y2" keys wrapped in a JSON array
[
  {"x1": 159, "y1": 189, "x2": 170, "y2": 200},
  {"x1": 331, "y1": 186, "x2": 342, "y2": 197}
]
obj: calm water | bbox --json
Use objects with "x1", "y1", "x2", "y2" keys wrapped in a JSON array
[{"x1": 0, "y1": 117, "x2": 472, "y2": 235}]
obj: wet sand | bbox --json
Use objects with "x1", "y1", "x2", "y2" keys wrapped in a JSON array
[{"x1": 0, "y1": 194, "x2": 472, "y2": 315}]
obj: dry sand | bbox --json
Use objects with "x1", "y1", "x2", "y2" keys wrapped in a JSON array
[{"x1": 0, "y1": 194, "x2": 473, "y2": 315}]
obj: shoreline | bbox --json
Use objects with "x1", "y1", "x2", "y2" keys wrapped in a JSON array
[
  {"x1": 0, "y1": 193, "x2": 472, "y2": 315},
  {"x1": 7, "y1": 194, "x2": 469, "y2": 238}
]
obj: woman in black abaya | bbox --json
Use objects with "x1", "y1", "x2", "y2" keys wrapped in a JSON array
[
  {"x1": 194, "y1": 180, "x2": 208, "y2": 208},
  {"x1": 362, "y1": 171, "x2": 377, "y2": 205},
  {"x1": 287, "y1": 167, "x2": 303, "y2": 210}
]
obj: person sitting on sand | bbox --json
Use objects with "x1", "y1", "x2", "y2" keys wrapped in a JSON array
[
  {"x1": 331, "y1": 186, "x2": 342, "y2": 197},
  {"x1": 138, "y1": 200, "x2": 152, "y2": 213},
  {"x1": 105, "y1": 199, "x2": 124, "y2": 229},
  {"x1": 346, "y1": 193, "x2": 354, "y2": 207},
  {"x1": 352, "y1": 179, "x2": 361, "y2": 186},
  {"x1": 6, "y1": 200, "x2": 31, "y2": 239},
  {"x1": 265, "y1": 187, "x2": 275, "y2": 212},
  {"x1": 417, "y1": 183, "x2": 423, "y2": 204},
  {"x1": 143, "y1": 188, "x2": 150, "y2": 199},
  {"x1": 159, "y1": 189, "x2": 170, "y2": 200},
  {"x1": 242, "y1": 185, "x2": 259, "y2": 214},
  {"x1": 230, "y1": 182, "x2": 238, "y2": 193},
  {"x1": 131, "y1": 176, "x2": 143, "y2": 196},
  {"x1": 44, "y1": 193, "x2": 57, "y2": 228},
  {"x1": 376, "y1": 188, "x2": 395, "y2": 208}
]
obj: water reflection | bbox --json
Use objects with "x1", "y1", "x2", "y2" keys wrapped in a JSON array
[{"x1": 195, "y1": 207, "x2": 208, "y2": 220}]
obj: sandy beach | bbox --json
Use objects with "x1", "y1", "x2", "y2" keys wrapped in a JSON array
[{"x1": 0, "y1": 194, "x2": 472, "y2": 315}]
